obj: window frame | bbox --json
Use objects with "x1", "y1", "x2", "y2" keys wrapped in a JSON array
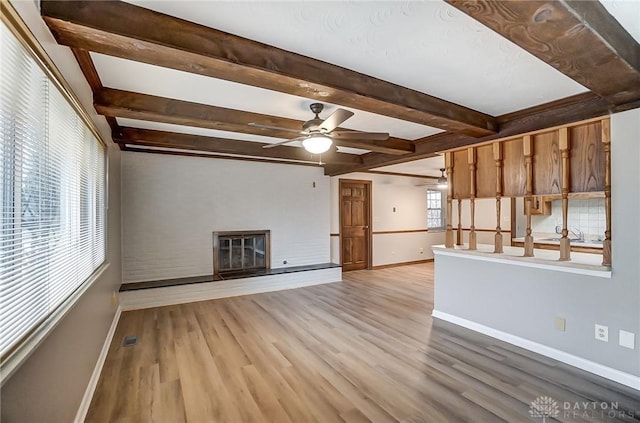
[
  {"x1": 1, "y1": 3, "x2": 109, "y2": 381},
  {"x1": 427, "y1": 188, "x2": 446, "y2": 231}
]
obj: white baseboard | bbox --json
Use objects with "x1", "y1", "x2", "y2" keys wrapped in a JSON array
[
  {"x1": 432, "y1": 310, "x2": 640, "y2": 391},
  {"x1": 75, "y1": 306, "x2": 122, "y2": 423},
  {"x1": 119, "y1": 267, "x2": 342, "y2": 310}
]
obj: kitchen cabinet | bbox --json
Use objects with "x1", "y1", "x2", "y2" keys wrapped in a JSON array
[{"x1": 529, "y1": 196, "x2": 552, "y2": 215}]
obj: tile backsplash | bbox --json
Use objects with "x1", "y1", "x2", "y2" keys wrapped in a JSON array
[{"x1": 531, "y1": 198, "x2": 605, "y2": 239}]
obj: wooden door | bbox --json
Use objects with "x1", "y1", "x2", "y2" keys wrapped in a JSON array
[{"x1": 340, "y1": 179, "x2": 371, "y2": 271}]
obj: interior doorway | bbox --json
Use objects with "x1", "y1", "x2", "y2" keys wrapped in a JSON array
[{"x1": 339, "y1": 179, "x2": 372, "y2": 271}]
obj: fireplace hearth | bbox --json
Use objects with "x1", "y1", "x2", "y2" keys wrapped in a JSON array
[{"x1": 212, "y1": 230, "x2": 270, "y2": 277}]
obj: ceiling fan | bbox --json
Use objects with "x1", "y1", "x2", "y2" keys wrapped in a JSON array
[{"x1": 249, "y1": 103, "x2": 389, "y2": 154}]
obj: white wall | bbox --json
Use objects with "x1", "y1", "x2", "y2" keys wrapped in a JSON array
[
  {"x1": 434, "y1": 109, "x2": 640, "y2": 379},
  {"x1": 1, "y1": 2, "x2": 122, "y2": 422},
  {"x1": 330, "y1": 172, "x2": 445, "y2": 266},
  {"x1": 122, "y1": 153, "x2": 331, "y2": 282}
]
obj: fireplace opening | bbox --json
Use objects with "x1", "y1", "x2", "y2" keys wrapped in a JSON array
[{"x1": 213, "y1": 230, "x2": 270, "y2": 277}]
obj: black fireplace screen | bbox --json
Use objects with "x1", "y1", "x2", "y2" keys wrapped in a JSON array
[{"x1": 213, "y1": 230, "x2": 270, "y2": 275}]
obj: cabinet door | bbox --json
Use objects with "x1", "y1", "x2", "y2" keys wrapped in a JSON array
[{"x1": 529, "y1": 196, "x2": 551, "y2": 215}]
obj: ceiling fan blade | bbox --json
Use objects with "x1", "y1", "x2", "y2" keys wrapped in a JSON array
[
  {"x1": 319, "y1": 108, "x2": 354, "y2": 132},
  {"x1": 249, "y1": 122, "x2": 303, "y2": 135},
  {"x1": 331, "y1": 131, "x2": 389, "y2": 141},
  {"x1": 262, "y1": 137, "x2": 306, "y2": 149}
]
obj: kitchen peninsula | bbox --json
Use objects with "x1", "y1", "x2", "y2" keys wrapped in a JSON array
[{"x1": 431, "y1": 110, "x2": 640, "y2": 390}]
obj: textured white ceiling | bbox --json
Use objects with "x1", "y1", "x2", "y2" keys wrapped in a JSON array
[
  {"x1": 123, "y1": 0, "x2": 589, "y2": 116},
  {"x1": 373, "y1": 156, "x2": 446, "y2": 177},
  {"x1": 600, "y1": 0, "x2": 640, "y2": 43}
]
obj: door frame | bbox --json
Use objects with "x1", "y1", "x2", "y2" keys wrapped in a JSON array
[{"x1": 339, "y1": 178, "x2": 372, "y2": 270}]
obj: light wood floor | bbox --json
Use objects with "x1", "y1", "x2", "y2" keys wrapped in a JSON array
[{"x1": 87, "y1": 264, "x2": 640, "y2": 422}]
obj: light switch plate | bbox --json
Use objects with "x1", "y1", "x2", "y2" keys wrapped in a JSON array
[
  {"x1": 619, "y1": 330, "x2": 635, "y2": 349},
  {"x1": 595, "y1": 324, "x2": 609, "y2": 342},
  {"x1": 555, "y1": 317, "x2": 566, "y2": 332}
]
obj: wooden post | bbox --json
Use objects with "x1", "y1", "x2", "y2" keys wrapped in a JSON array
[
  {"x1": 602, "y1": 119, "x2": 612, "y2": 266},
  {"x1": 444, "y1": 152, "x2": 454, "y2": 248},
  {"x1": 468, "y1": 147, "x2": 477, "y2": 250},
  {"x1": 456, "y1": 198, "x2": 463, "y2": 245},
  {"x1": 523, "y1": 135, "x2": 534, "y2": 257},
  {"x1": 493, "y1": 142, "x2": 503, "y2": 253},
  {"x1": 559, "y1": 127, "x2": 571, "y2": 261}
]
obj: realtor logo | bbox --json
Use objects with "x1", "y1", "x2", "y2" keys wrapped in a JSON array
[{"x1": 529, "y1": 396, "x2": 560, "y2": 422}]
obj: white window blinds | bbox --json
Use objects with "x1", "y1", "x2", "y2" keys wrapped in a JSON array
[
  {"x1": 0, "y1": 22, "x2": 106, "y2": 359},
  {"x1": 427, "y1": 189, "x2": 445, "y2": 230}
]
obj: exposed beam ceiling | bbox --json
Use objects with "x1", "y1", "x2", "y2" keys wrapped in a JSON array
[
  {"x1": 95, "y1": 88, "x2": 415, "y2": 155},
  {"x1": 113, "y1": 127, "x2": 362, "y2": 165},
  {"x1": 325, "y1": 92, "x2": 618, "y2": 175},
  {"x1": 41, "y1": 0, "x2": 497, "y2": 137},
  {"x1": 39, "y1": 0, "x2": 640, "y2": 176},
  {"x1": 70, "y1": 48, "x2": 120, "y2": 134},
  {"x1": 447, "y1": 0, "x2": 640, "y2": 106}
]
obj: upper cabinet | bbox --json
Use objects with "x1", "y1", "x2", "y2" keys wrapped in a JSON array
[
  {"x1": 447, "y1": 117, "x2": 607, "y2": 199},
  {"x1": 569, "y1": 121, "x2": 605, "y2": 193}
]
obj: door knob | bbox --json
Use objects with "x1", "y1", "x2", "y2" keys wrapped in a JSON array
[{"x1": 363, "y1": 226, "x2": 369, "y2": 229}]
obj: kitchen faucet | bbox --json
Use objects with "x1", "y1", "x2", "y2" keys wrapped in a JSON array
[{"x1": 570, "y1": 228, "x2": 584, "y2": 241}]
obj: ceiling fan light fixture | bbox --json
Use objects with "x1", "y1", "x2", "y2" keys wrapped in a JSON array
[
  {"x1": 302, "y1": 134, "x2": 333, "y2": 154},
  {"x1": 437, "y1": 168, "x2": 448, "y2": 189}
]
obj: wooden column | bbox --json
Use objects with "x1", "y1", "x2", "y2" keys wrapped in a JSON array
[
  {"x1": 493, "y1": 142, "x2": 503, "y2": 253},
  {"x1": 444, "y1": 152, "x2": 454, "y2": 248},
  {"x1": 559, "y1": 128, "x2": 571, "y2": 261},
  {"x1": 468, "y1": 147, "x2": 477, "y2": 250},
  {"x1": 602, "y1": 119, "x2": 612, "y2": 266},
  {"x1": 456, "y1": 198, "x2": 463, "y2": 245},
  {"x1": 523, "y1": 135, "x2": 534, "y2": 257}
]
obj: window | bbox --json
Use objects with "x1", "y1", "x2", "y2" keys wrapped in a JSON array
[
  {"x1": 0, "y1": 21, "x2": 106, "y2": 361},
  {"x1": 427, "y1": 189, "x2": 445, "y2": 230}
]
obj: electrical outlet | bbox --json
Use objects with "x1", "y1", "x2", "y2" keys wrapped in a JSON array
[
  {"x1": 619, "y1": 330, "x2": 635, "y2": 349},
  {"x1": 420, "y1": 247, "x2": 424, "y2": 255},
  {"x1": 595, "y1": 324, "x2": 609, "y2": 342},
  {"x1": 555, "y1": 317, "x2": 566, "y2": 332}
]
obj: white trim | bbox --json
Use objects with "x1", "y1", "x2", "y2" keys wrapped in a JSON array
[
  {"x1": 119, "y1": 267, "x2": 342, "y2": 310},
  {"x1": 433, "y1": 245, "x2": 611, "y2": 278},
  {"x1": 74, "y1": 306, "x2": 122, "y2": 423},
  {"x1": 432, "y1": 310, "x2": 640, "y2": 391}
]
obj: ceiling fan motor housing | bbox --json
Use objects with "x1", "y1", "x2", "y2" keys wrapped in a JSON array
[
  {"x1": 303, "y1": 118, "x2": 325, "y2": 133},
  {"x1": 304, "y1": 103, "x2": 326, "y2": 133}
]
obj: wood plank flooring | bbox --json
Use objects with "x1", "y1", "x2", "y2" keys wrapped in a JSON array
[{"x1": 87, "y1": 264, "x2": 640, "y2": 422}]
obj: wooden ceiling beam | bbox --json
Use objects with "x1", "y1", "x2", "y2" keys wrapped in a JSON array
[
  {"x1": 94, "y1": 88, "x2": 415, "y2": 155},
  {"x1": 325, "y1": 92, "x2": 620, "y2": 176},
  {"x1": 69, "y1": 48, "x2": 120, "y2": 139},
  {"x1": 40, "y1": 0, "x2": 497, "y2": 136},
  {"x1": 447, "y1": 0, "x2": 640, "y2": 106},
  {"x1": 121, "y1": 146, "x2": 323, "y2": 168},
  {"x1": 113, "y1": 127, "x2": 363, "y2": 165}
]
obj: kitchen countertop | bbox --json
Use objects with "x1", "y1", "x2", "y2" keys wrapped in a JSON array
[
  {"x1": 433, "y1": 244, "x2": 611, "y2": 277},
  {"x1": 512, "y1": 234, "x2": 604, "y2": 249}
]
